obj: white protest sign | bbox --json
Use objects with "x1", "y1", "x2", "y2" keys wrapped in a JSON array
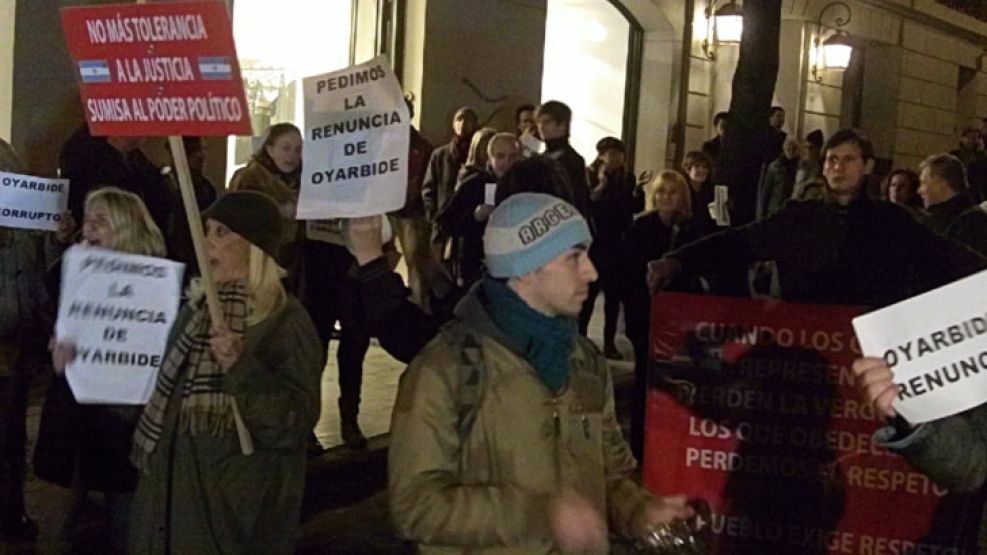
[
  {"x1": 298, "y1": 55, "x2": 410, "y2": 219},
  {"x1": 853, "y1": 269, "x2": 987, "y2": 424},
  {"x1": 484, "y1": 183, "x2": 497, "y2": 206},
  {"x1": 0, "y1": 171, "x2": 70, "y2": 232},
  {"x1": 56, "y1": 246, "x2": 184, "y2": 405}
]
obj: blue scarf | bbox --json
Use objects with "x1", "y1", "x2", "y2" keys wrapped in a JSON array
[{"x1": 482, "y1": 278, "x2": 575, "y2": 393}]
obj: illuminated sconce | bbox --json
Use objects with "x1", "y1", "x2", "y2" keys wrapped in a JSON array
[
  {"x1": 811, "y1": 2, "x2": 854, "y2": 82},
  {"x1": 701, "y1": 0, "x2": 744, "y2": 60}
]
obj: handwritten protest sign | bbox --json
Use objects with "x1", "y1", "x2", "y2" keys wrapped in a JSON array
[
  {"x1": 56, "y1": 246, "x2": 184, "y2": 405},
  {"x1": 853, "y1": 269, "x2": 987, "y2": 424},
  {"x1": 0, "y1": 171, "x2": 69, "y2": 231},
  {"x1": 298, "y1": 55, "x2": 410, "y2": 219},
  {"x1": 645, "y1": 293, "x2": 963, "y2": 554},
  {"x1": 61, "y1": 1, "x2": 251, "y2": 136}
]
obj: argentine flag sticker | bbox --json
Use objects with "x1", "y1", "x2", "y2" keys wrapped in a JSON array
[
  {"x1": 198, "y1": 56, "x2": 232, "y2": 81},
  {"x1": 78, "y1": 60, "x2": 111, "y2": 84}
]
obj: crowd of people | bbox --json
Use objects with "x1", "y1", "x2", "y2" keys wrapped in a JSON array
[{"x1": 2, "y1": 92, "x2": 987, "y2": 553}]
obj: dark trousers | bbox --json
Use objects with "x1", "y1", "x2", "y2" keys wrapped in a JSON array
[
  {"x1": 303, "y1": 241, "x2": 370, "y2": 421},
  {"x1": 0, "y1": 371, "x2": 30, "y2": 526},
  {"x1": 622, "y1": 290, "x2": 650, "y2": 461},
  {"x1": 578, "y1": 274, "x2": 622, "y2": 348}
]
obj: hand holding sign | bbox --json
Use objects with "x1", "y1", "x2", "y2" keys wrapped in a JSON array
[
  {"x1": 209, "y1": 321, "x2": 244, "y2": 370},
  {"x1": 851, "y1": 356, "x2": 898, "y2": 420}
]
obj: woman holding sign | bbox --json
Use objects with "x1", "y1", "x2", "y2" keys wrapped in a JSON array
[
  {"x1": 128, "y1": 191, "x2": 322, "y2": 554},
  {"x1": 36, "y1": 187, "x2": 165, "y2": 552}
]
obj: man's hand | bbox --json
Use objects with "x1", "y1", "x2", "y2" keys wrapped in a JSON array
[
  {"x1": 50, "y1": 340, "x2": 77, "y2": 376},
  {"x1": 631, "y1": 495, "x2": 695, "y2": 539},
  {"x1": 210, "y1": 322, "x2": 245, "y2": 371},
  {"x1": 344, "y1": 215, "x2": 385, "y2": 266},
  {"x1": 549, "y1": 489, "x2": 609, "y2": 553},
  {"x1": 646, "y1": 258, "x2": 682, "y2": 293},
  {"x1": 851, "y1": 357, "x2": 898, "y2": 420},
  {"x1": 55, "y1": 211, "x2": 76, "y2": 244}
]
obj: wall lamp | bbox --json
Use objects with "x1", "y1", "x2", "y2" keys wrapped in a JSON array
[
  {"x1": 811, "y1": 1, "x2": 854, "y2": 82},
  {"x1": 701, "y1": 0, "x2": 744, "y2": 60}
]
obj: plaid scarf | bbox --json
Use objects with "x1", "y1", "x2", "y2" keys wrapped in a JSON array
[{"x1": 131, "y1": 281, "x2": 248, "y2": 471}]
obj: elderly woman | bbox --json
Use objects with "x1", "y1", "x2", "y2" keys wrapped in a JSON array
[
  {"x1": 36, "y1": 187, "x2": 164, "y2": 551},
  {"x1": 127, "y1": 191, "x2": 322, "y2": 554},
  {"x1": 621, "y1": 170, "x2": 704, "y2": 459}
]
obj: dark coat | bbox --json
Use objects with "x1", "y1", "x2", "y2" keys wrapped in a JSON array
[
  {"x1": 58, "y1": 125, "x2": 174, "y2": 233},
  {"x1": 422, "y1": 139, "x2": 468, "y2": 221},
  {"x1": 436, "y1": 169, "x2": 494, "y2": 287},
  {"x1": 923, "y1": 193, "x2": 987, "y2": 256},
  {"x1": 667, "y1": 195, "x2": 987, "y2": 308},
  {"x1": 544, "y1": 138, "x2": 591, "y2": 220},
  {"x1": 392, "y1": 127, "x2": 433, "y2": 218},
  {"x1": 128, "y1": 297, "x2": 323, "y2": 554},
  {"x1": 587, "y1": 164, "x2": 642, "y2": 275},
  {"x1": 756, "y1": 155, "x2": 799, "y2": 220}
]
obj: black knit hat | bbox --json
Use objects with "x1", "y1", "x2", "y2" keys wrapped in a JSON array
[{"x1": 202, "y1": 191, "x2": 282, "y2": 259}]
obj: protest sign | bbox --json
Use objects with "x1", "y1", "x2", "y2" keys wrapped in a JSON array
[
  {"x1": 298, "y1": 55, "x2": 410, "y2": 219},
  {"x1": 56, "y1": 246, "x2": 184, "y2": 405},
  {"x1": 644, "y1": 293, "x2": 966, "y2": 554},
  {"x1": 853, "y1": 269, "x2": 987, "y2": 424},
  {"x1": 0, "y1": 171, "x2": 69, "y2": 231},
  {"x1": 61, "y1": 1, "x2": 251, "y2": 136}
]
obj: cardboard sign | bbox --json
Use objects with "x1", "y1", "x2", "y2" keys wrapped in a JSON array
[
  {"x1": 0, "y1": 171, "x2": 70, "y2": 231},
  {"x1": 61, "y1": 1, "x2": 251, "y2": 136},
  {"x1": 853, "y1": 269, "x2": 987, "y2": 424},
  {"x1": 644, "y1": 293, "x2": 967, "y2": 554},
  {"x1": 56, "y1": 246, "x2": 184, "y2": 405},
  {"x1": 298, "y1": 55, "x2": 410, "y2": 219}
]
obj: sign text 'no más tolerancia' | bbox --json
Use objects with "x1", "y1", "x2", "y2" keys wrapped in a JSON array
[{"x1": 61, "y1": 1, "x2": 251, "y2": 137}]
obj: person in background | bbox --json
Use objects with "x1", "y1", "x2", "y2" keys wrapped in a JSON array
[
  {"x1": 127, "y1": 192, "x2": 322, "y2": 554},
  {"x1": 766, "y1": 106, "x2": 787, "y2": 163},
  {"x1": 389, "y1": 97, "x2": 433, "y2": 307},
  {"x1": 756, "y1": 137, "x2": 800, "y2": 220},
  {"x1": 59, "y1": 123, "x2": 174, "y2": 234},
  {"x1": 794, "y1": 129, "x2": 824, "y2": 192},
  {"x1": 917, "y1": 153, "x2": 987, "y2": 255},
  {"x1": 437, "y1": 133, "x2": 521, "y2": 288},
  {"x1": 228, "y1": 123, "x2": 304, "y2": 290},
  {"x1": 37, "y1": 187, "x2": 165, "y2": 553},
  {"x1": 515, "y1": 104, "x2": 537, "y2": 137},
  {"x1": 579, "y1": 137, "x2": 642, "y2": 359},
  {"x1": 536, "y1": 100, "x2": 591, "y2": 218},
  {"x1": 622, "y1": 170, "x2": 704, "y2": 458},
  {"x1": 702, "y1": 112, "x2": 728, "y2": 167},
  {"x1": 879, "y1": 168, "x2": 923, "y2": 218},
  {"x1": 162, "y1": 136, "x2": 218, "y2": 279},
  {"x1": 681, "y1": 150, "x2": 716, "y2": 234},
  {"x1": 423, "y1": 107, "x2": 478, "y2": 263},
  {"x1": 0, "y1": 139, "x2": 71, "y2": 544}
]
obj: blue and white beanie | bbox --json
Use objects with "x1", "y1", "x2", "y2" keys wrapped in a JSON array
[{"x1": 483, "y1": 193, "x2": 592, "y2": 278}]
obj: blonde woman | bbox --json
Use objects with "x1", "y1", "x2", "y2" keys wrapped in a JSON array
[
  {"x1": 621, "y1": 170, "x2": 704, "y2": 458},
  {"x1": 34, "y1": 187, "x2": 165, "y2": 552},
  {"x1": 127, "y1": 191, "x2": 322, "y2": 554}
]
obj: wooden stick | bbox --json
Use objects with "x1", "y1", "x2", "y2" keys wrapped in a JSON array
[{"x1": 168, "y1": 136, "x2": 254, "y2": 456}]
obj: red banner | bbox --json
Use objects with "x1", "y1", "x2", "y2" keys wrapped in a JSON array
[
  {"x1": 61, "y1": 1, "x2": 251, "y2": 137},
  {"x1": 644, "y1": 293, "x2": 979, "y2": 554}
]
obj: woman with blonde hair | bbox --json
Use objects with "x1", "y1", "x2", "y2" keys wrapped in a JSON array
[
  {"x1": 621, "y1": 170, "x2": 704, "y2": 458},
  {"x1": 34, "y1": 186, "x2": 165, "y2": 552},
  {"x1": 127, "y1": 191, "x2": 322, "y2": 554}
]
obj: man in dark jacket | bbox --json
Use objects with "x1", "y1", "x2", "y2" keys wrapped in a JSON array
[
  {"x1": 59, "y1": 124, "x2": 174, "y2": 233},
  {"x1": 390, "y1": 98, "x2": 433, "y2": 306},
  {"x1": 649, "y1": 129, "x2": 987, "y2": 308},
  {"x1": 536, "y1": 100, "x2": 591, "y2": 219},
  {"x1": 422, "y1": 107, "x2": 477, "y2": 223},
  {"x1": 917, "y1": 153, "x2": 987, "y2": 256},
  {"x1": 579, "y1": 137, "x2": 643, "y2": 358},
  {"x1": 702, "y1": 112, "x2": 728, "y2": 167}
]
